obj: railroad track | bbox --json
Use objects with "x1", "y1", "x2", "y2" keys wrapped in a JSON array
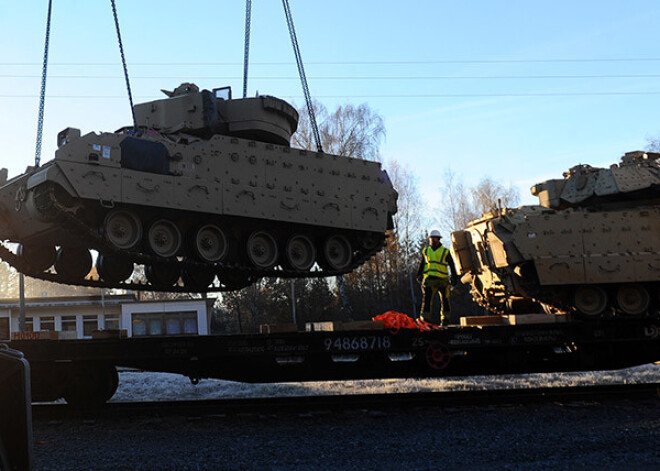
[{"x1": 33, "y1": 382, "x2": 660, "y2": 421}]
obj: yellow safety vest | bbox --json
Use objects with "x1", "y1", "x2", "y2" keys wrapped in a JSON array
[{"x1": 423, "y1": 246, "x2": 450, "y2": 279}]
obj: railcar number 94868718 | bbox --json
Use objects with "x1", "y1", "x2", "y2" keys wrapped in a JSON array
[{"x1": 323, "y1": 336, "x2": 392, "y2": 352}]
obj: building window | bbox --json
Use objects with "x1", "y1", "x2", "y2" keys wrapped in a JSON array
[
  {"x1": 183, "y1": 314, "x2": 198, "y2": 334},
  {"x1": 105, "y1": 314, "x2": 120, "y2": 330},
  {"x1": 0, "y1": 318, "x2": 9, "y2": 340},
  {"x1": 132, "y1": 316, "x2": 147, "y2": 336},
  {"x1": 61, "y1": 316, "x2": 77, "y2": 332},
  {"x1": 148, "y1": 318, "x2": 163, "y2": 336},
  {"x1": 83, "y1": 315, "x2": 99, "y2": 337},
  {"x1": 165, "y1": 317, "x2": 181, "y2": 335},
  {"x1": 24, "y1": 317, "x2": 34, "y2": 332},
  {"x1": 131, "y1": 311, "x2": 198, "y2": 337},
  {"x1": 40, "y1": 316, "x2": 55, "y2": 331}
]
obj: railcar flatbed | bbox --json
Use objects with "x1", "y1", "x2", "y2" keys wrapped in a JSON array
[{"x1": 5, "y1": 316, "x2": 660, "y2": 406}]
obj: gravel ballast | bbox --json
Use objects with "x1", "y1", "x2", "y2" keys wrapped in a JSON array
[
  {"x1": 30, "y1": 365, "x2": 660, "y2": 470},
  {"x1": 33, "y1": 397, "x2": 660, "y2": 470}
]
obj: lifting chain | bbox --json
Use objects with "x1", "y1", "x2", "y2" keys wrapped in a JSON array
[
  {"x1": 242, "y1": 0, "x2": 252, "y2": 99},
  {"x1": 110, "y1": 0, "x2": 137, "y2": 129},
  {"x1": 34, "y1": 0, "x2": 53, "y2": 168},
  {"x1": 281, "y1": 0, "x2": 323, "y2": 154},
  {"x1": 242, "y1": 0, "x2": 323, "y2": 153}
]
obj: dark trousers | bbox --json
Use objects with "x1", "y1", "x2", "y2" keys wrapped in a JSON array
[{"x1": 420, "y1": 276, "x2": 450, "y2": 325}]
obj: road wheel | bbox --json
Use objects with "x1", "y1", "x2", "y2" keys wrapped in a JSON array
[
  {"x1": 55, "y1": 247, "x2": 92, "y2": 280},
  {"x1": 574, "y1": 285, "x2": 607, "y2": 317},
  {"x1": 17, "y1": 243, "x2": 56, "y2": 272},
  {"x1": 358, "y1": 232, "x2": 383, "y2": 251},
  {"x1": 616, "y1": 284, "x2": 650, "y2": 316},
  {"x1": 284, "y1": 234, "x2": 316, "y2": 271},
  {"x1": 193, "y1": 224, "x2": 228, "y2": 263},
  {"x1": 218, "y1": 273, "x2": 254, "y2": 290},
  {"x1": 104, "y1": 209, "x2": 142, "y2": 250},
  {"x1": 246, "y1": 231, "x2": 279, "y2": 269},
  {"x1": 96, "y1": 254, "x2": 134, "y2": 283},
  {"x1": 182, "y1": 266, "x2": 216, "y2": 291},
  {"x1": 148, "y1": 219, "x2": 181, "y2": 258},
  {"x1": 145, "y1": 263, "x2": 180, "y2": 287},
  {"x1": 320, "y1": 234, "x2": 352, "y2": 271}
]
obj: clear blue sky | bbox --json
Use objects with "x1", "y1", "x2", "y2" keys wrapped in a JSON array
[{"x1": 1, "y1": 0, "x2": 659, "y2": 220}]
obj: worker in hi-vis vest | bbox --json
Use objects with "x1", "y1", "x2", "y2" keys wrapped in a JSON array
[{"x1": 416, "y1": 230, "x2": 457, "y2": 326}]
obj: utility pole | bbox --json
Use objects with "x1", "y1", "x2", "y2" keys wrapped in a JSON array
[
  {"x1": 290, "y1": 279, "x2": 297, "y2": 324},
  {"x1": 19, "y1": 273, "x2": 26, "y2": 332},
  {"x1": 409, "y1": 271, "x2": 417, "y2": 316}
]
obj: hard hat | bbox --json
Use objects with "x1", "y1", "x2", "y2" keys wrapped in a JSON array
[{"x1": 429, "y1": 229, "x2": 442, "y2": 238}]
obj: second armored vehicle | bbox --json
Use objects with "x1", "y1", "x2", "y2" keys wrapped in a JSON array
[
  {"x1": 0, "y1": 84, "x2": 398, "y2": 292},
  {"x1": 451, "y1": 151, "x2": 660, "y2": 317}
]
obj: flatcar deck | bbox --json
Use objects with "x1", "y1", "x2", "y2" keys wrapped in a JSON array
[{"x1": 6, "y1": 316, "x2": 659, "y2": 405}]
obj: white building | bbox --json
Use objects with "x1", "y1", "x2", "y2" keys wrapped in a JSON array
[{"x1": 0, "y1": 294, "x2": 213, "y2": 341}]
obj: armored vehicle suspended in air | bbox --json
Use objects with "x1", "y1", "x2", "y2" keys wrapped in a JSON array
[
  {"x1": 451, "y1": 151, "x2": 660, "y2": 317},
  {"x1": 0, "y1": 83, "x2": 397, "y2": 292}
]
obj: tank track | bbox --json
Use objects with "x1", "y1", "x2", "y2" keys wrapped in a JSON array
[
  {"x1": 0, "y1": 187, "x2": 386, "y2": 293},
  {"x1": 470, "y1": 277, "x2": 659, "y2": 318}
]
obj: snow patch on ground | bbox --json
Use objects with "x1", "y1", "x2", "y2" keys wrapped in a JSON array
[{"x1": 111, "y1": 363, "x2": 660, "y2": 402}]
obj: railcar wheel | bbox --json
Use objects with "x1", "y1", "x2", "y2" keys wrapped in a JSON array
[
  {"x1": 55, "y1": 247, "x2": 92, "y2": 280},
  {"x1": 320, "y1": 235, "x2": 353, "y2": 271},
  {"x1": 616, "y1": 284, "x2": 650, "y2": 316},
  {"x1": 96, "y1": 254, "x2": 134, "y2": 283},
  {"x1": 193, "y1": 224, "x2": 228, "y2": 262},
  {"x1": 182, "y1": 266, "x2": 216, "y2": 290},
  {"x1": 64, "y1": 364, "x2": 119, "y2": 408},
  {"x1": 574, "y1": 285, "x2": 608, "y2": 317},
  {"x1": 104, "y1": 209, "x2": 142, "y2": 250},
  {"x1": 425, "y1": 343, "x2": 451, "y2": 370},
  {"x1": 145, "y1": 263, "x2": 180, "y2": 287},
  {"x1": 17, "y1": 243, "x2": 56, "y2": 272},
  {"x1": 284, "y1": 234, "x2": 316, "y2": 271},
  {"x1": 148, "y1": 219, "x2": 182, "y2": 258},
  {"x1": 246, "y1": 231, "x2": 279, "y2": 269}
]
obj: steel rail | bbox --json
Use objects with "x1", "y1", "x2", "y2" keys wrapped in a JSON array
[{"x1": 32, "y1": 382, "x2": 660, "y2": 421}]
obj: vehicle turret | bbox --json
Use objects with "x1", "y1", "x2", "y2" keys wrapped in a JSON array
[
  {"x1": 133, "y1": 83, "x2": 299, "y2": 146},
  {"x1": 530, "y1": 151, "x2": 660, "y2": 209}
]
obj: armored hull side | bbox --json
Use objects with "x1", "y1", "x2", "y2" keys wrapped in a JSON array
[
  {"x1": 451, "y1": 151, "x2": 660, "y2": 317},
  {"x1": 0, "y1": 84, "x2": 397, "y2": 292}
]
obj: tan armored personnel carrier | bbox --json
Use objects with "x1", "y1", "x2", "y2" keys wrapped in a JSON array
[
  {"x1": 451, "y1": 151, "x2": 660, "y2": 317},
  {"x1": 0, "y1": 83, "x2": 397, "y2": 292}
]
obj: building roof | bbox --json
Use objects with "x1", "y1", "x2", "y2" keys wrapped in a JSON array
[
  {"x1": 0, "y1": 294, "x2": 212, "y2": 310},
  {"x1": 0, "y1": 293, "x2": 136, "y2": 309}
]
